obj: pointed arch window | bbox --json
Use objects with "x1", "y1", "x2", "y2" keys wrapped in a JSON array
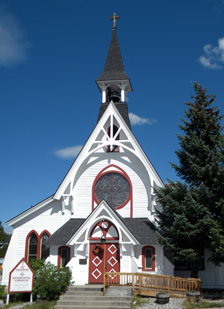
[
  {"x1": 107, "y1": 125, "x2": 119, "y2": 152},
  {"x1": 25, "y1": 230, "x2": 51, "y2": 263},
  {"x1": 40, "y1": 232, "x2": 50, "y2": 259},
  {"x1": 28, "y1": 232, "x2": 38, "y2": 263}
]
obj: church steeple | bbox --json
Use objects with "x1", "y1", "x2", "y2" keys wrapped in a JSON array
[
  {"x1": 96, "y1": 14, "x2": 132, "y2": 130},
  {"x1": 96, "y1": 13, "x2": 132, "y2": 104}
]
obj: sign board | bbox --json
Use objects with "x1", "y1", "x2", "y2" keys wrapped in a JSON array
[{"x1": 8, "y1": 258, "x2": 34, "y2": 293}]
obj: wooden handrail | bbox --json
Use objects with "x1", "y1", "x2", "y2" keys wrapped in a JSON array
[{"x1": 104, "y1": 272, "x2": 202, "y2": 297}]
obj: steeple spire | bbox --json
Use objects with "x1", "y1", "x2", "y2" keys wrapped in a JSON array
[
  {"x1": 96, "y1": 14, "x2": 132, "y2": 104},
  {"x1": 96, "y1": 14, "x2": 132, "y2": 130}
]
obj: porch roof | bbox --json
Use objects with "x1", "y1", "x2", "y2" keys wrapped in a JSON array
[{"x1": 44, "y1": 217, "x2": 159, "y2": 246}]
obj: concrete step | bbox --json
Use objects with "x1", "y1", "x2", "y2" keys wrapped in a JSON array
[
  {"x1": 67, "y1": 285, "x2": 103, "y2": 292},
  {"x1": 63, "y1": 291, "x2": 103, "y2": 296},
  {"x1": 57, "y1": 300, "x2": 131, "y2": 306},
  {"x1": 55, "y1": 285, "x2": 132, "y2": 309},
  {"x1": 54, "y1": 304, "x2": 130, "y2": 309},
  {"x1": 59, "y1": 295, "x2": 131, "y2": 302}
]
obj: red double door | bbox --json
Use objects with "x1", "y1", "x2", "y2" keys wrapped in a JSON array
[{"x1": 89, "y1": 243, "x2": 120, "y2": 283}]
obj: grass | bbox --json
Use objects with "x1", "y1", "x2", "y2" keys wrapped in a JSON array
[
  {"x1": 3, "y1": 300, "x2": 56, "y2": 309},
  {"x1": 182, "y1": 298, "x2": 224, "y2": 308},
  {"x1": 131, "y1": 295, "x2": 149, "y2": 308}
]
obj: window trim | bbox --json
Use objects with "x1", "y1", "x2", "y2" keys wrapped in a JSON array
[
  {"x1": 58, "y1": 246, "x2": 71, "y2": 268},
  {"x1": 25, "y1": 230, "x2": 51, "y2": 263},
  {"x1": 142, "y1": 246, "x2": 155, "y2": 271},
  {"x1": 92, "y1": 164, "x2": 133, "y2": 217}
]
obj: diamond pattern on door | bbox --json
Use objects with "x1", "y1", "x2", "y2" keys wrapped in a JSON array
[
  {"x1": 92, "y1": 269, "x2": 102, "y2": 279},
  {"x1": 108, "y1": 256, "x2": 117, "y2": 267},
  {"x1": 92, "y1": 256, "x2": 102, "y2": 267},
  {"x1": 108, "y1": 244, "x2": 117, "y2": 254},
  {"x1": 89, "y1": 243, "x2": 119, "y2": 284},
  {"x1": 108, "y1": 268, "x2": 116, "y2": 279}
]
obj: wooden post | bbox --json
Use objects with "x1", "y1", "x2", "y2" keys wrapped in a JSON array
[
  {"x1": 132, "y1": 273, "x2": 134, "y2": 295},
  {"x1": 139, "y1": 274, "x2": 141, "y2": 295},
  {"x1": 167, "y1": 278, "x2": 170, "y2": 293}
]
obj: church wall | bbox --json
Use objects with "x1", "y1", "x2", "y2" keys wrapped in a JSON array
[
  {"x1": 1, "y1": 229, "x2": 17, "y2": 285},
  {"x1": 72, "y1": 152, "x2": 153, "y2": 219},
  {"x1": 135, "y1": 245, "x2": 164, "y2": 275},
  {"x1": 175, "y1": 248, "x2": 224, "y2": 288},
  {"x1": 2, "y1": 199, "x2": 70, "y2": 285},
  {"x1": 120, "y1": 244, "x2": 131, "y2": 272}
]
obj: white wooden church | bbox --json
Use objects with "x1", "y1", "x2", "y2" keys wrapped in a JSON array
[{"x1": 2, "y1": 16, "x2": 224, "y2": 289}]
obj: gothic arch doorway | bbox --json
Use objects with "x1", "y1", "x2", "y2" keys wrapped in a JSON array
[{"x1": 88, "y1": 220, "x2": 120, "y2": 284}]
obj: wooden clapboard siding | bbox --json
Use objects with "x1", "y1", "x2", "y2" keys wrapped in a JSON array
[{"x1": 72, "y1": 152, "x2": 153, "y2": 218}]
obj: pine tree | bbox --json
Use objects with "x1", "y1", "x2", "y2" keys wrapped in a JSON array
[
  {"x1": 0, "y1": 221, "x2": 11, "y2": 258},
  {"x1": 155, "y1": 82, "x2": 224, "y2": 278}
]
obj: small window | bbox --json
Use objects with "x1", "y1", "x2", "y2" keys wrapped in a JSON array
[
  {"x1": 28, "y1": 233, "x2": 38, "y2": 263},
  {"x1": 145, "y1": 248, "x2": 152, "y2": 270},
  {"x1": 142, "y1": 246, "x2": 155, "y2": 271},
  {"x1": 40, "y1": 232, "x2": 50, "y2": 259},
  {"x1": 58, "y1": 246, "x2": 70, "y2": 268}
]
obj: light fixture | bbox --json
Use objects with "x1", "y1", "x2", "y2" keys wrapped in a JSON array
[{"x1": 101, "y1": 235, "x2": 106, "y2": 244}]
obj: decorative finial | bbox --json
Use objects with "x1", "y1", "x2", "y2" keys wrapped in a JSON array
[{"x1": 110, "y1": 13, "x2": 120, "y2": 30}]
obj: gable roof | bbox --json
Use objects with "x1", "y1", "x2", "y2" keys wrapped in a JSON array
[
  {"x1": 44, "y1": 201, "x2": 159, "y2": 246},
  {"x1": 54, "y1": 101, "x2": 164, "y2": 200}
]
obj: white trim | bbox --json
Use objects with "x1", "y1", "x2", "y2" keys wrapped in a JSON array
[
  {"x1": 6, "y1": 196, "x2": 54, "y2": 226},
  {"x1": 66, "y1": 200, "x2": 140, "y2": 246},
  {"x1": 54, "y1": 102, "x2": 164, "y2": 200}
]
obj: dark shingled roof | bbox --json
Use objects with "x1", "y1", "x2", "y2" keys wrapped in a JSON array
[
  {"x1": 122, "y1": 218, "x2": 159, "y2": 244},
  {"x1": 96, "y1": 29, "x2": 130, "y2": 82},
  {"x1": 44, "y1": 218, "x2": 85, "y2": 245},
  {"x1": 97, "y1": 102, "x2": 131, "y2": 130},
  {"x1": 44, "y1": 203, "x2": 159, "y2": 246}
]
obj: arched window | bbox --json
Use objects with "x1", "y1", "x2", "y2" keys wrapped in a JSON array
[
  {"x1": 94, "y1": 172, "x2": 130, "y2": 209},
  {"x1": 92, "y1": 165, "x2": 133, "y2": 216},
  {"x1": 28, "y1": 232, "x2": 38, "y2": 263},
  {"x1": 107, "y1": 125, "x2": 119, "y2": 152},
  {"x1": 58, "y1": 246, "x2": 70, "y2": 268},
  {"x1": 142, "y1": 246, "x2": 155, "y2": 271},
  {"x1": 40, "y1": 232, "x2": 50, "y2": 259},
  {"x1": 25, "y1": 230, "x2": 51, "y2": 263}
]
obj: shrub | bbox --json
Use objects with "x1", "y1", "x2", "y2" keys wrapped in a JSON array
[
  {"x1": 30, "y1": 259, "x2": 71, "y2": 301},
  {"x1": 0, "y1": 285, "x2": 6, "y2": 299}
]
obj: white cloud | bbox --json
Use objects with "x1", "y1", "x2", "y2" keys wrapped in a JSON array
[
  {"x1": 0, "y1": 8, "x2": 30, "y2": 67},
  {"x1": 53, "y1": 145, "x2": 83, "y2": 159},
  {"x1": 129, "y1": 112, "x2": 157, "y2": 126},
  {"x1": 198, "y1": 37, "x2": 224, "y2": 69}
]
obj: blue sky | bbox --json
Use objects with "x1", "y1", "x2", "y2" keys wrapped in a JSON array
[{"x1": 1, "y1": 0, "x2": 224, "y2": 233}]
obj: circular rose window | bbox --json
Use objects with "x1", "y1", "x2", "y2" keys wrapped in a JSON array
[{"x1": 94, "y1": 172, "x2": 130, "y2": 208}]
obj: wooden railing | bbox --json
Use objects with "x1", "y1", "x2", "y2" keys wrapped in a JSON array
[{"x1": 104, "y1": 272, "x2": 202, "y2": 297}]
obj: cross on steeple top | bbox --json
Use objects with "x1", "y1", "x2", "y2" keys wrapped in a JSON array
[{"x1": 110, "y1": 13, "x2": 120, "y2": 30}]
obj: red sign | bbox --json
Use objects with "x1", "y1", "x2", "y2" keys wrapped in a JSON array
[{"x1": 8, "y1": 258, "x2": 34, "y2": 293}]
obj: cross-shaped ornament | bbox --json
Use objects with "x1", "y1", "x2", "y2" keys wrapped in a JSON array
[{"x1": 110, "y1": 13, "x2": 120, "y2": 30}]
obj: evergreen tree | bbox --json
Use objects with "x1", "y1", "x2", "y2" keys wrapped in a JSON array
[
  {"x1": 155, "y1": 82, "x2": 224, "y2": 278},
  {"x1": 0, "y1": 221, "x2": 11, "y2": 258}
]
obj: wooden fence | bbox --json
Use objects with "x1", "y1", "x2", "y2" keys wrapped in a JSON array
[{"x1": 104, "y1": 272, "x2": 202, "y2": 297}]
